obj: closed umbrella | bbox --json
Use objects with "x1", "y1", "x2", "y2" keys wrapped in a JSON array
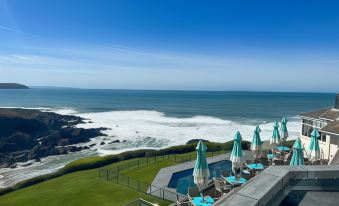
[
  {"x1": 290, "y1": 138, "x2": 305, "y2": 166},
  {"x1": 251, "y1": 125, "x2": 263, "y2": 163},
  {"x1": 193, "y1": 140, "x2": 210, "y2": 192},
  {"x1": 309, "y1": 128, "x2": 321, "y2": 163},
  {"x1": 281, "y1": 117, "x2": 289, "y2": 141},
  {"x1": 230, "y1": 131, "x2": 244, "y2": 178},
  {"x1": 270, "y1": 121, "x2": 281, "y2": 154}
]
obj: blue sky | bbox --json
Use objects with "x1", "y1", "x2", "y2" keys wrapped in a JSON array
[{"x1": 0, "y1": 0, "x2": 339, "y2": 92}]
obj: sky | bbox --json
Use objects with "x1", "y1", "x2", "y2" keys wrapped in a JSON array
[{"x1": 0, "y1": 0, "x2": 339, "y2": 92}]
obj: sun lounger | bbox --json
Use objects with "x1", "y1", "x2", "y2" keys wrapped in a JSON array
[
  {"x1": 213, "y1": 178, "x2": 232, "y2": 197},
  {"x1": 187, "y1": 187, "x2": 201, "y2": 201},
  {"x1": 221, "y1": 170, "x2": 230, "y2": 179}
]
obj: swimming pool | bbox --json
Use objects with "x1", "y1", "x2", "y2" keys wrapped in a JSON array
[{"x1": 168, "y1": 160, "x2": 232, "y2": 195}]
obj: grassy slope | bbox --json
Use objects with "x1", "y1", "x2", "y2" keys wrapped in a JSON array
[
  {"x1": 0, "y1": 141, "x2": 246, "y2": 205},
  {"x1": 0, "y1": 158, "x2": 172, "y2": 206}
]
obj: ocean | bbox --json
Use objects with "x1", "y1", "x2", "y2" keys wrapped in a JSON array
[{"x1": 0, "y1": 88, "x2": 335, "y2": 187}]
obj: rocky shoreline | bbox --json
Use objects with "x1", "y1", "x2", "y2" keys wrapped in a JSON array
[{"x1": 0, "y1": 108, "x2": 108, "y2": 168}]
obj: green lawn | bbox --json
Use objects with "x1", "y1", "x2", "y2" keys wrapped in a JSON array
[
  {"x1": 122, "y1": 160, "x2": 177, "y2": 183},
  {"x1": 0, "y1": 150, "x2": 230, "y2": 206},
  {"x1": 0, "y1": 158, "x2": 174, "y2": 206}
]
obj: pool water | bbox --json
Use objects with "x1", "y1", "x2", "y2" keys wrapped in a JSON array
[{"x1": 168, "y1": 160, "x2": 232, "y2": 195}]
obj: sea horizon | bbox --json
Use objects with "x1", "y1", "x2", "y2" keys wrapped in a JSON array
[{"x1": 27, "y1": 86, "x2": 337, "y2": 94}]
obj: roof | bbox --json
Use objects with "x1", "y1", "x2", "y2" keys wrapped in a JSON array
[
  {"x1": 299, "y1": 108, "x2": 332, "y2": 119},
  {"x1": 320, "y1": 120, "x2": 339, "y2": 134}
]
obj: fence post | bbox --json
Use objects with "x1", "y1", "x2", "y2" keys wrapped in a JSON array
[
  {"x1": 106, "y1": 170, "x2": 108, "y2": 180},
  {"x1": 162, "y1": 189, "x2": 165, "y2": 200}
]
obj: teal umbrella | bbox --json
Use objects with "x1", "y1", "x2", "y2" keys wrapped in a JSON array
[
  {"x1": 270, "y1": 121, "x2": 281, "y2": 155},
  {"x1": 281, "y1": 117, "x2": 289, "y2": 141},
  {"x1": 251, "y1": 125, "x2": 263, "y2": 161},
  {"x1": 193, "y1": 140, "x2": 210, "y2": 191},
  {"x1": 290, "y1": 138, "x2": 305, "y2": 166},
  {"x1": 308, "y1": 128, "x2": 321, "y2": 163},
  {"x1": 230, "y1": 131, "x2": 244, "y2": 177}
]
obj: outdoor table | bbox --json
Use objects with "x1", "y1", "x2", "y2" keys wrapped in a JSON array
[
  {"x1": 246, "y1": 163, "x2": 264, "y2": 171},
  {"x1": 191, "y1": 196, "x2": 214, "y2": 206},
  {"x1": 224, "y1": 176, "x2": 247, "y2": 187},
  {"x1": 276, "y1": 146, "x2": 290, "y2": 152}
]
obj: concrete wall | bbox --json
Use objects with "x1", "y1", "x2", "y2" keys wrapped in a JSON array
[{"x1": 214, "y1": 165, "x2": 339, "y2": 206}]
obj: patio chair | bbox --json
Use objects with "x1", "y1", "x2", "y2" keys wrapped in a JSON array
[
  {"x1": 187, "y1": 187, "x2": 200, "y2": 201},
  {"x1": 242, "y1": 169, "x2": 252, "y2": 180},
  {"x1": 221, "y1": 170, "x2": 230, "y2": 179},
  {"x1": 213, "y1": 178, "x2": 232, "y2": 197},
  {"x1": 260, "y1": 158, "x2": 270, "y2": 167},
  {"x1": 176, "y1": 194, "x2": 190, "y2": 206},
  {"x1": 283, "y1": 152, "x2": 292, "y2": 165},
  {"x1": 273, "y1": 159, "x2": 284, "y2": 165},
  {"x1": 304, "y1": 157, "x2": 309, "y2": 165},
  {"x1": 312, "y1": 160, "x2": 321, "y2": 165}
]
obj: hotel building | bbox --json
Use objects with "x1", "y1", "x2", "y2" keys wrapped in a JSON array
[{"x1": 299, "y1": 94, "x2": 339, "y2": 164}]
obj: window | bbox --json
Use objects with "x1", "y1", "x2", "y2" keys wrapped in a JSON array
[
  {"x1": 302, "y1": 119, "x2": 313, "y2": 125},
  {"x1": 302, "y1": 123, "x2": 313, "y2": 137},
  {"x1": 302, "y1": 124, "x2": 308, "y2": 136},
  {"x1": 319, "y1": 132, "x2": 327, "y2": 142}
]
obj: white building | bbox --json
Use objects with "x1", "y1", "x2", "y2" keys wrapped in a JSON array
[{"x1": 299, "y1": 94, "x2": 339, "y2": 164}]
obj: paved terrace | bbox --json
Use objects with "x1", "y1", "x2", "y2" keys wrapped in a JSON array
[{"x1": 214, "y1": 165, "x2": 339, "y2": 206}]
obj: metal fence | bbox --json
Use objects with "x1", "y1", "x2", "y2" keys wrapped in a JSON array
[
  {"x1": 99, "y1": 150, "x2": 226, "y2": 202},
  {"x1": 99, "y1": 150, "x2": 226, "y2": 177}
]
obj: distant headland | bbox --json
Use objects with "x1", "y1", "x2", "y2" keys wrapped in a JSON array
[{"x1": 0, "y1": 83, "x2": 29, "y2": 89}]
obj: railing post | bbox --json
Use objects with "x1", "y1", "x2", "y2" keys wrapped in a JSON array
[{"x1": 163, "y1": 189, "x2": 166, "y2": 200}]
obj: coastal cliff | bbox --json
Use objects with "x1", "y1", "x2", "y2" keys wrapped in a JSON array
[
  {"x1": 0, "y1": 108, "x2": 107, "y2": 168},
  {"x1": 0, "y1": 83, "x2": 29, "y2": 89}
]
